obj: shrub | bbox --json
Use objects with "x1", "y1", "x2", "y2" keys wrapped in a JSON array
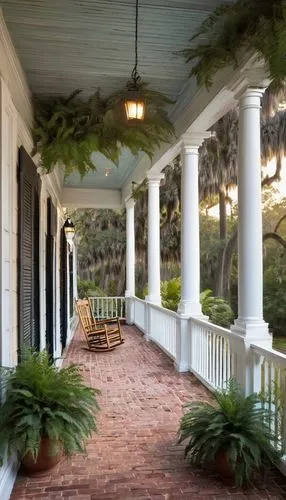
[{"x1": 201, "y1": 289, "x2": 234, "y2": 328}]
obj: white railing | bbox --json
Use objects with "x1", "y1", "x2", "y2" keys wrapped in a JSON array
[
  {"x1": 148, "y1": 303, "x2": 177, "y2": 360},
  {"x1": 133, "y1": 297, "x2": 146, "y2": 332},
  {"x1": 131, "y1": 297, "x2": 286, "y2": 463},
  {"x1": 251, "y1": 344, "x2": 286, "y2": 455},
  {"x1": 89, "y1": 296, "x2": 125, "y2": 320},
  {"x1": 190, "y1": 317, "x2": 236, "y2": 391}
]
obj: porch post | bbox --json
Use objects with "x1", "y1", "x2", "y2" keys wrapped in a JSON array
[
  {"x1": 177, "y1": 133, "x2": 208, "y2": 317},
  {"x1": 232, "y1": 89, "x2": 270, "y2": 343},
  {"x1": 231, "y1": 87, "x2": 271, "y2": 394},
  {"x1": 125, "y1": 198, "x2": 135, "y2": 297},
  {"x1": 125, "y1": 198, "x2": 135, "y2": 324},
  {"x1": 146, "y1": 173, "x2": 164, "y2": 305}
]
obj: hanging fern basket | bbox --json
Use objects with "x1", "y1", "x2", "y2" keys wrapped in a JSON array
[
  {"x1": 32, "y1": 83, "x2": 174, "y2": 177},
  {"x1": 181, "y1": 0, "x2": 286, "y2": 89}
]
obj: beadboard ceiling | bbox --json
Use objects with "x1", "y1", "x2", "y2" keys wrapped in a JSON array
[{"x1": 1, "y1": 0, "x2": 235, "y2": 190}]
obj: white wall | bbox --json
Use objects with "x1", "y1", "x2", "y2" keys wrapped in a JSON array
[{"x1": 0, "y1": 78, "x2": 17, "y2": 367}]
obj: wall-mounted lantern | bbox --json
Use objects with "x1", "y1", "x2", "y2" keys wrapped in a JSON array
[{"x1": 63, "y1": 217, "x2": 75, "y2": 245}]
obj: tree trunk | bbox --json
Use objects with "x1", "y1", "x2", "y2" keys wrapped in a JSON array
[
  {"x1": 221, "y1": 230, "x2": 238, "y2": 300},
  {"x1": 215, "y1": 229, "x2": 238, "y2": 299},
  {"x1": 219, "y1": 184, "x2": 227, "y2": 241},
  {"x1": 117, "y1": 265, "x2": 126, "y2": 296},
  {"x1": 100, "y1": 260, "x2": 105, "y2": 290}
]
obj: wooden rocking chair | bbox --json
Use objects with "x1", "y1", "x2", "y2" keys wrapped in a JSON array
[
  {"x1": 87, "y1": 297, "x2": 124, "y2": 342},
  {"x1": 76, "y1": 303, "x2": 122, "y2": 352}
]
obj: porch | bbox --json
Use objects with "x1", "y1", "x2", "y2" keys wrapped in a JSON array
[{"x1": 11, "y1": 324, "x2": 286, "y2": 499}]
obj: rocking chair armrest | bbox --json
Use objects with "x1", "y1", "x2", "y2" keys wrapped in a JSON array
[{"x1": 87, "y1": 327, "x2": 106, "y2": 336}]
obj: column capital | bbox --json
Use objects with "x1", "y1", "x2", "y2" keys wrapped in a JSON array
[
  {"x1": 228, "y1": 61, "x2": 271, "y2": 101},
  {"x1": 181, "y1": 132, "x2": 211, "y2": 153},
  {"x1": 147, "y1": 172, "x2": 164, "y2": 186},
  {"x1": 239, "y1": 88, "x2": 266, "y2": 111},
  {"x1": 125, "y1": 197, "x2": 135, "y2": 209}
]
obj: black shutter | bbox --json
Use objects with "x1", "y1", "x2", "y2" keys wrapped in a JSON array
[
  {"x1": 18, "y1": 147, "x2": 41, "y2": 351},
  {"x1": 46, "y1": 198, "x2": 57, "y2": 357},
  {"x1": 60, "y1": 228, "x2": 68, "y2": 351}
]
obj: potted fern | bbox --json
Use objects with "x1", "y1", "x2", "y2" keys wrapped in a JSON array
[
  {"x1": 178, "y1": 379, "x2": 281, "y2": 487},
  {"x1": 0, "y1": 349, "x2": 100, "y2": 474}
]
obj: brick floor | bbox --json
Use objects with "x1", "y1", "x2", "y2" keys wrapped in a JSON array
[{"x1": 11, "y1": 325, "x2": 286, "y2": 499}]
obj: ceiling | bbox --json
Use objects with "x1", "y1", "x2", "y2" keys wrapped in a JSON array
[
  {"x1": 64, "y1": 148, "x2": 138, "y2": 189},
  {"x1": 1, "y1": 0, "x2": 235, "y2": 190}
]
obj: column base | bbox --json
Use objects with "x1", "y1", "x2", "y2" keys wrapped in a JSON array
[
  {"x1": 231, "y1": 318, "x2": 272, "y2": 347},
  {"x1": 124, "y1": 293, "x2": 135, "y2": 325},
  {"x1": 145, "y1": 295, "x2": 161, "y2": 306},
  {"x1": 177, "y1": 300, "x2": 202, "y2": 318},
  {"x1": 174, "y1": 359, "x2": 189, "y2": 373}
]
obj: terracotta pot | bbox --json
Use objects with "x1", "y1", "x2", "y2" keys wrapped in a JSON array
[
  {"x1": 21, "y1": 437, "x2": 62, "y2": 475},
  {"x1": 215, "y1": 450, "x2": 235, "y2": 483}
]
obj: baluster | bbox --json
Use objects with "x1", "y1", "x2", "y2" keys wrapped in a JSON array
[
  {"x1": 215, "y1": 335, "x2": 219, "y2": 388},
  {"x1": 219, "y1": 337, "x2": 223, "y2": 389},
  {"x1": 227, "y1": 340, "x2": 231, "y2": 380},
  {"x1": 200, "y1": 327, "x2": 203, "y2": 375},
  {"x1": 222, "y1": 337, "x2": 226, "y2": 388},
  {"x1": 209, "y1": 331, "x2": 213, "y2": 384},
  {"x1": 206, "y1": 331, "x2": 209, "y2": 382},
  {"x1": 212, "y1": 334, "x2": 216, "y2": 385},
  {"x1": 274, "y1": 366, "x2": 280, "y2": 446},
  {"x1": 203, "y1": 328, "x2": 206, "y2": 376}
]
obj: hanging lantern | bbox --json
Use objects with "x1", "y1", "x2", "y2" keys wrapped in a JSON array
[
  {"x1": 124, "y1": 0, "x2": 145, "y2": 122},
  {"x1": 63, "y1": 218, "x2": 75, "y2": 244},
  {"x1": 124, "y1": 90, "x2": 145, "y2": 121}
]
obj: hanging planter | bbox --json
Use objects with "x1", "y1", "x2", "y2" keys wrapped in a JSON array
[
  {"x1": 32, "y1": 86, "x2": 174, "y2": 176},
  {"x1": 181, "y1": 0, "x2": 286, "y2": 89},
  {"x1": 32, "y1": 0, "x2": 174, "y2": 176}
]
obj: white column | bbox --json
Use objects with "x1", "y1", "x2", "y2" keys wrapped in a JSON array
[
  {"x1": 232, "y1": 88, "x2": 270, "y2": 344},
  {"x1": 146, "y1": 173, "x2": 164, "y2": 305},
  {"x1": 125, "y1": 198, "x2": 135, "y2": 297},
  {"x1": 178, "y1": 134, "x2": 207, "y2": 317}
]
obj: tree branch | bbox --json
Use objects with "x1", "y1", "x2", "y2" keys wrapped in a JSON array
[
  {"x1": 263, "y1": 232, "x2": 286, "y2": 249},
  {"x1": 262, "y1": 155, "x2": 282, "y2": 187},
  {"x1": 274, "y1": 214, "x2": 286, "y2": 234}
]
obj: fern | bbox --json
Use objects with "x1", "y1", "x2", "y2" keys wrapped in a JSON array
[
  {"x1": 32, "y1": 83, "x2": 175, "y2": 176},
  {"x1": 0, "y1": 348, "x2": 100, "y2": 464},
  {"x1": 182, "y1": 0, "x2": 286, "y2": 89},
  {"x1": 178, "y1": 378, "x2": 282, "y2": 487}
]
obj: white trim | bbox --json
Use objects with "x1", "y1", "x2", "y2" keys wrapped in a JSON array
[
  {"x1": 0, "y1": 457, "x2": 18, "y2": 500},
  {"x1": 61, "y1": 187, "x2": 122, "y2": 209},
  {"x1": 0, "y1": 78, "x2": 17, "y2": 368}
]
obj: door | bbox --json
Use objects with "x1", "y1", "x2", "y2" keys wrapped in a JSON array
[{"x1": 18, "y1": 147, "x2": 41, "y2": 352}]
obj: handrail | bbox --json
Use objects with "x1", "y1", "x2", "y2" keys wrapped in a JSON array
[
  {"x1": 251, "y1": 344, "x2": 286, "y2": 365},
  {"x1": 133, "y1": 296, "x2": 146, "y2": 304},
  {"x1": 189, "y1": 316, "x2": 232, "y2": 338},
  {"x1": 148, "y1": 301, "x2": 179, "y2": 319}
]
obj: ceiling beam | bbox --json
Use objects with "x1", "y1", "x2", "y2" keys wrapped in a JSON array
[{"x1": 61, "y1": 187, "x2": 122, "y2": 209}]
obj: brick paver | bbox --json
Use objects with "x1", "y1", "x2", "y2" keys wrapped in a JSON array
[{"x1": 11, "y1": 325, "x2": 286, "y2": 499}]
